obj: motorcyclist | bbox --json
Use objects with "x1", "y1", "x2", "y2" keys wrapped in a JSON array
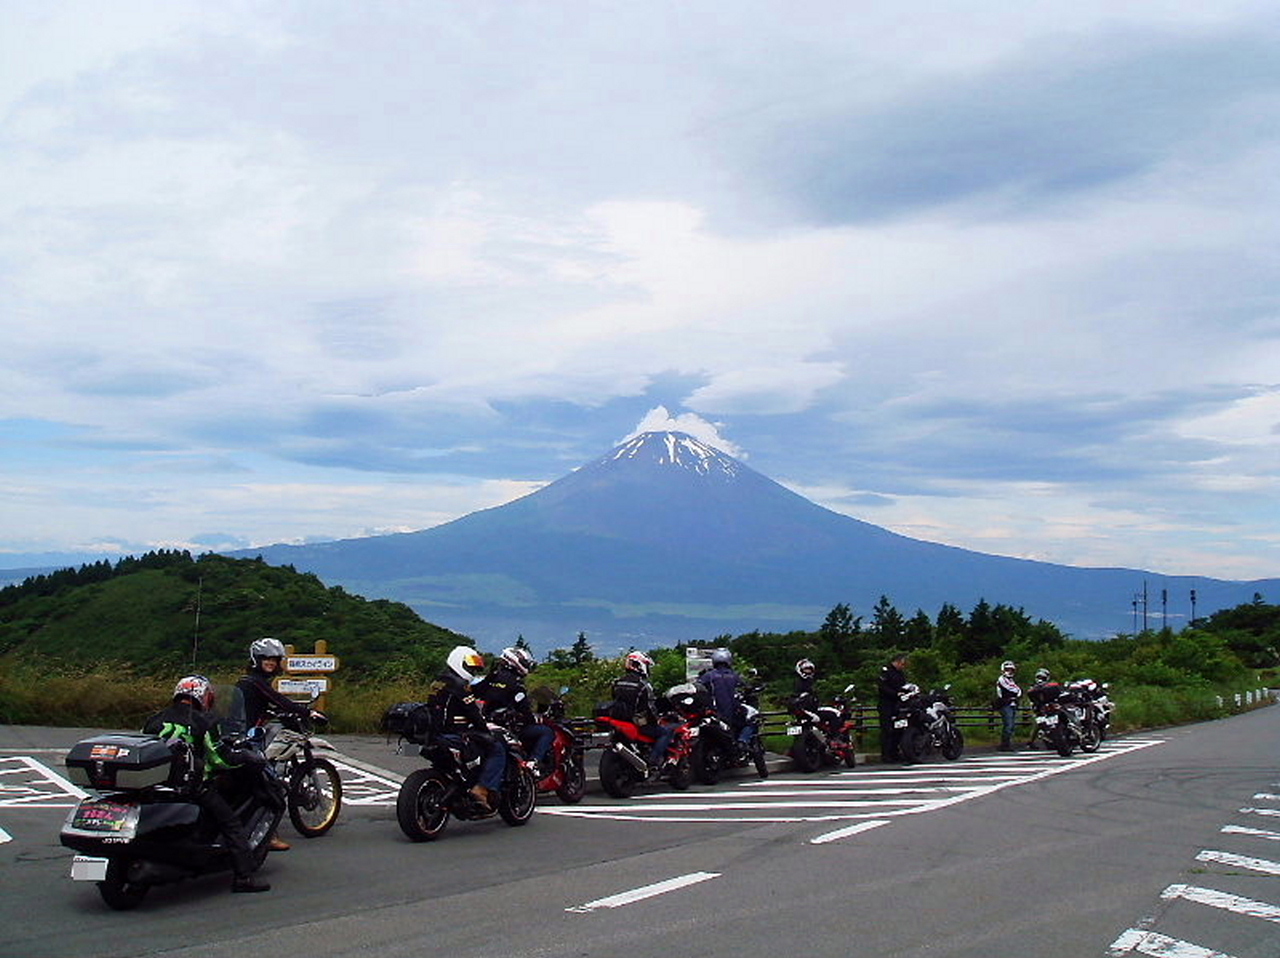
[
  {"x1": 230, "y1": 637, "x2": 326, "y2": 850},
  {"x1": 1026, "y1": 667, "x2": 1060, "y2": 748},
  {"x1": 994, "y1": 660, "x2": 1022, "y2": 751},
  {"x1": 877, "y1": 653, "x2": 909, "y2": 762},
  {"x1": 790, "y1": 658, "x2": 819, "y2": 712},
  {"x1": 426, "y1": 646, "x2": 507, "y2": 809},
  {"x1": 142, "y1": 675, "x2": 271, "y2": 893},
  {"x1": 696, "y1": 649, "x2": 755, "y2": 748},
  {"x1": 610, "y1": 651, "x2": 675, "y2": 772},
  {"x1": 475, "y1": 646, "x2": 555, "y2": 777}
]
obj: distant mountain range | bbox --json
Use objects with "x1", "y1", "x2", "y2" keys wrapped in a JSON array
[{"x1": 223, "y1": 431, "x2": 1277, "y2": 654}]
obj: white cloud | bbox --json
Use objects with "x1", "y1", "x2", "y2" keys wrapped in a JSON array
[{"x1": 622, "y1": 406, "x2": 745, "y2": 458}]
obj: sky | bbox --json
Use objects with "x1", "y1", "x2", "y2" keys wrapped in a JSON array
[{"x1": 1, "y1": 1, "x2": 1278, "y2": 583}]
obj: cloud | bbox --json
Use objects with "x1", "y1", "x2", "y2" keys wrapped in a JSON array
[{"x1": 622, "y1": 406, "x2": 745, "y2": 458}]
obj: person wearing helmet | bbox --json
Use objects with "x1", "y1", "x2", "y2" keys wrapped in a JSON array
[
  {"x1": 230, "y1": 637, "x2": 325, "y2": 851},
  {"x1": 791, "y1": 658, "x2": 819, "y2": 709},
  {"x1": 610, "y1": 651, "x2": 675, "y2": 770},
  {"x1": 425, "y1": 646, "x2": 506, "y2": 810},
  {"x1": 876, "y1": 653, "x2": 910, "y2": 762},
  {"x1": 1026, "y1": 667, "x2": 1060, "y2": 749},
  {"x1": 994, "y1": 660, "x2": 1022, "y2": 750},
  {"x1": 475, "y1": 646, "x2": 554, "y2": 777},
  {"x1": 142, "y1": 676, "x2": 270, "y2": 893},
  {"x1": 696, "y1": 648, "x2": 754, "y2": 748}
]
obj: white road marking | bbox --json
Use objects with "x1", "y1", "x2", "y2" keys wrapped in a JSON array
[
  {"x1": 1108, "y1": 928, "x2": 1237, "y2": 958},
  {"x1": 1195, "y1": 849, "x2": 1280, "y2": 876},
  {"x1": 1251, "y1": 793, "x2": 1280, "y2": 801},
  {"x1": 1237, "y1": 806, "x2": 1280, "y2": 818},
  {"x1": 809, "y1": 819, "x2": 890, "y2": 844},
  {"x1": 0, "y1": 756, "x2": 87, "y2": 807},
  {"x1": 1221, "y1": 824, "x2": 1280, "y2": 841},
  {"x1": 566, "y1": 871, "x2": 720, "y2": 913},
  {"x1": 1161, "y1": 884, "x2": 1280, "y2": 922},
  {"x1": 0, "y1": 824, "x2": 11, "y2": 844},
  {"x1": 327, "y1": 758, "x2": 402, "y2": 806}
]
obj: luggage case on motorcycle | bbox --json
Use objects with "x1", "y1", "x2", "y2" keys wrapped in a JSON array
[
  {"x1": 381, "y1": 701, "x2": 434, "y2": 744},
  {"x1": 65, "y1": 733, "x2": 188, "y2": 791}
]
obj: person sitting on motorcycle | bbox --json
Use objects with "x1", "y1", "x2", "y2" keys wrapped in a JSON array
[
  {"x1": 790, "y1": 658, "x2": 819, "y2": 712},
  {"x1": 994, "y1": 660, "x2": 1022, "y2": 751},
  {"x1": 142, "y1": 675, "x2": 271, "y2": 894},
  {"x1": 1026, "y1": 667, "x2": 1060, "y2": 748},
  {"x1": 426, "y1": 646, "x2": 508, "y2": 810},
  {"x1": 228, "y1": 637, "x2": 326, "y2": 851},
  {"x1": 475, "y1": 646, "x2": 554, "y2": 777},
  {"x1": 611, "y1": 651, "x2": 676, "y2": 772},
  {"x1": 696, "y1": 649, "x2": 755, "y2": 747}
]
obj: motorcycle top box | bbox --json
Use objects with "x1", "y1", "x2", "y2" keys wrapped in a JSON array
[{"x1": 65, "y1": 733, "x2": 189, "y2": 791}]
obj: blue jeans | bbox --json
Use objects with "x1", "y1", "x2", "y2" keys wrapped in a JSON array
[
  {"x1": 520, "y1": 723, "x2": 555, "y2": 764},
  {"x1": 440, "y1": 733, "x2": 506, "y2": 791},
  {"x1": 649, "y1": 723, "x2": 677, "y2": 765},
  {"x1": 999, "y1": 704, "x2": 1018, "y2": 743}
]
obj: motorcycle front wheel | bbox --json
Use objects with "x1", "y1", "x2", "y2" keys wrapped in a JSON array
[
  {"x1": 692, "y1": 740, "x2": 725, "y2": 785},
  {"x1": 898, "y1": 726, "x2": 925, "y2": 764},
  {"x1": 555, "y1": 752, "x2": 587, "y2": 804},
  {"x1": 97, "y1": 858, "x2": 149, "y2": 911},
  {"x1": 751, "y1": 739, "x2": 770, "y2": 778},
  {"x1": 669, "y1": 756, "x2": 694, "y2": 790},
  {"x1": 499, "y1": 765, "x2": 537, "y2": 826},
  {"x1": 288, "y1": 758, "x2": 343, "y2": 837},
  {"x1": 1079, "y1": 721, "x2": 1102, "y2": 753},
  {"x1": 396, "y1": 768, "x2": 451, "y2": 841},
  {"x1": 940, "y1": 725, "x2": 964, "y2": 761},
  {"x1": 1051, "y1": 724, "x2": 1074, "y2": 758},
  {"x1": 790, "y1": 733, "x2": 823, "y2": 773},
  {"x1": 599, "y1": 748, "x2": 639, "y2": 798}
]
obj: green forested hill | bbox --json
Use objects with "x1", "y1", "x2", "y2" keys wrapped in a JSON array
[{"x1": 0, "y1": 550, "x2": 464, "y2": 676}]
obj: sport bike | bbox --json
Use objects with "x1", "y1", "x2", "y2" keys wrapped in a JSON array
[
  {"x1": 594, "y1": 704, "x2": 697, "y2": 798},
  {"x1": 788, "y1": 684, "x2": 858, "y2": 771},
  {"x1": 894, "y1": 684, "x2": 964, "y2": 763},
  {"x1": 1028, "y1": 681, "x2": 1080, "y2": 757},
  {"x1": 666, "y1": 682, "x2": 768, "y2": 784}
]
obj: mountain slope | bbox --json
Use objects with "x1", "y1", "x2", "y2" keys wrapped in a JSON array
[{"x1": 235, "y1": 432, "x2": 1278, "y2": 649}]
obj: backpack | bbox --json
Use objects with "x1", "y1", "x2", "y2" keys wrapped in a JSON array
[{"x1": 380, "y1": 701, "x2": 435, "y2": 744}]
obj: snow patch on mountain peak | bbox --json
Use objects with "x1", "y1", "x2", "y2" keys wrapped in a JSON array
[
  {"x1": 621, "y1": 405, "x2": 744, "y2": 458},
  {"x1": 608, "y1": 431, "x2": 742, "y2": 479}
]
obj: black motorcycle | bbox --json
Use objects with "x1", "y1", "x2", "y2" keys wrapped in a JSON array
[
  {"x1": 788, "y1": 685, "x2": 858, "y2": 771},
  {"x1": 895, "y1": 684, "x2": 964, "y2": 763},
  {"x1": 1028, "y1": 682, "x2": 1080, "y2": 757},
  {"x1": 667, "y1": 683, "x2": 768, "y2": 783},
  {"x1": 396, "y1": 723, "x2": 537, "y2": 841},
  {"x1": 60, "y1": 732, "x2": 283, "y2": 910}
]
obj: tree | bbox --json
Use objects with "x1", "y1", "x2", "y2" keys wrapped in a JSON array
[
  {"x1": 868, "y1": 595, "x2": 905, "y2": 648},
  {"x1": 819, "y1": 603, "x2": 861, "y2": 665},
  {"x1": 904, "y1": 609, "x2": 933, "y2": 650}
]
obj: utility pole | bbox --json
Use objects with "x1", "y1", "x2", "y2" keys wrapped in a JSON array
[
  {"x1": 1190, "y1": 588, "x2": 1198, "y2": 626},
  {"x1": 192, "y1": 576, "x2": 203, "y2": 665},
  {"x1": 1143, "y1": 580, "x2": 1149, "y2": 633},
  {"x1": 1161, "y1": 588, "x2": 1168, "y2": 631}
]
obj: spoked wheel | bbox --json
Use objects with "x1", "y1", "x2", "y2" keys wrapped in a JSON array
[
  {"x1": 898, "y1": 726, "x2": 925, "y2": 764},
  {"x1": 396, "y1": 768, "x2": 451, "y2": 841},
  {"x1": 751, "y1": 739, "x2": 770, "y2": 778},
  {"x1": 790, "y1": 733, "x2": 823, "y2": 773},
  {"x1": 941, "y1": 725, "x2": 965, "y2": 760},
  {"x1": 499, "y1": 765, "x2": 537, "y2": 826},
  {"x1": 692, "y1": 740, "x2": 725, "y2": 785},
  {"x1": 599, "y1": 749, "x2": 640, "y2": 798},
  {"x1": 1079, "y1": 722, "x2": 1102, "y2": 753},
  {"x1": 555, "y1": 752, "x2": 587, "y2": 804},
  {"x1": 97, "y1": 858, "x2": 149, "y2": 911},
  {"x1": 289, "y1": 758, "x2": 342, "y2": 837}
]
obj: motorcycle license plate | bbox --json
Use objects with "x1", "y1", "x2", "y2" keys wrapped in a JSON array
[
  {"x1": 70, "y1": 855, "x2": 109, "y2": 882},
  {"x1": 71, "y1": 800, "x2": 133, "y2": 832},
  {"x1": 893, "y1": 718, "x2": 908, "y2": 729},
  {"x1": 786, "y1": 726, "x2": 802, "y2": 736}
]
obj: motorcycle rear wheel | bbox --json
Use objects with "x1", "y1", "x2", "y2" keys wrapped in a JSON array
[
  {"x1": 790, "y1": 733, "x2": 823, "y2": 773},
  {"x1": 599, "y1": 749, "x2": 639, "y2": 798},
  {"x1": 499, "y1": 765, "x2": 537, "y2": 826},
  {"x1": 555, "y1": 752, "x2": 587, "y2": 804},
  {"x1": 692, "y1": 740, "x2": 725, "y2": 785},
  {"x1": 751, "y1": 739, "x2": 770, "y2": 778},
  {"x1": 898, "y1": 726, "x2": 925, "y2": 764},
  {"x1": 940, "y1": 725, "x2": 964, "y2": 761},
  {"x1": 288, "y1": 758, "x2": 342, "y2": 837},
  {"x1": 842, "y1": 745, "x2": 857, "y2": 768},
  {"x1": 1079, "y1": 722, "x2": 1102, "y2": 753},
  {"x1": 396, "y1": 768, "x2": 451, "y2": 841},
  {"x1": 1051, "y1": 725, "x2": 1074, "y2": 758},
  {"x1": 669, "y1": 756, "x2": 694, "y2": 790},
  {"x1": 97, "y1": 858, "x2": 149, "y2": 911}
]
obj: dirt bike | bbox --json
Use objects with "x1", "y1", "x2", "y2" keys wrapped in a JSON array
[
  {"x1": 396, "y1": 724, "x2": 537, "y2": 841},
  {"x1": 895, "y1": 684, "x2": 964, "y2": 763},
  {"x1": 527, "y1": 686, "x2": 587, "y2": 804},
  {"x1": 594, "y1": 703, "x2": 697, "y2": 798},
  {"x1": 261, "y1": 710, "x2": 342, "y2": 837},
  {"x1": 788, "y1": 685, "x2": 858, "y2": 771},
  {"x1": 60, "y1": 732, "x2": 283, "y2": 910}
]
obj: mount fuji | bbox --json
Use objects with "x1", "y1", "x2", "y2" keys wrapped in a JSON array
[{"x1": 234, "y1": 431, "x2": 1277, "y2": 653}]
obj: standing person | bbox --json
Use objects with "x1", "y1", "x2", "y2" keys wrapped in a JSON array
[
  {"x1": 876, "y1": 653, "x2": 909, "y2": 762},
  {"x1": 144, "y1": 675, "x2": 271, "y2": 893},
  {"x1": 697, "y1": 649, "x2": 754, "y2": 747},
  {"x1": 994, "y1": 660, "x2": 1022, "y2": 751},
  {"x1": 230, "y1": 636, "x2": 325, "y2": 851}
]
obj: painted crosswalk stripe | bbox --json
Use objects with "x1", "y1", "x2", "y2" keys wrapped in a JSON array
[
  {"x1": 0, "y1": 824, "x2": 11, "y2": 845},
  {"x1": 1108, "y1": 927, "x2": 1237, "y2": 958},
  {"x1": 1237, "y1": 806, "x2": 1280, "y2": 818},
  {"x1": 1195, "y1": 849, "x2": 1280, "y2": 876},
  {"x1": 566, "y1": 872, "x2": 720, "y2": 913},
  {"x1": 1221, "y1": 824, "x2": 1280, "y2": 841},
  {"x1": 1161, "y1": 883, "x2": 1280, "y2": 922},
  {"x1": 809, "y1": 819, "x2": 890, "y2": 844}
]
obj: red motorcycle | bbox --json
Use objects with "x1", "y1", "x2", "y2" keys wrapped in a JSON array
[
  {"x1": 595, "y1": 703, "x2": 697, "y2": 798},
  {"x1": 530, "y1": 687, "x2": 587, "y2": 805},
  {"x1": 788, "y1": 685, "x2": 859, "y2": 771}
]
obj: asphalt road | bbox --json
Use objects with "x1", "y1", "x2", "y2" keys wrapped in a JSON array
[{"x1": 3, "y1": 708, "x2": 1280, "y2": 958}]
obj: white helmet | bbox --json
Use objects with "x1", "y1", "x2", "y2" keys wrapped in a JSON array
[
  {"x1": 249, "y1": 637, "x2": 287, "y2": 668},
  {"x1": 1001, "y1": 660, "x2": 1016, "y2": 672},
  {"x1": 624, "y1": 651, "x2": 654, "y2": 677},
  {"x1": 795, "y1": 658, "x2": 816, "y2": 678},
  {"x1": 1035, "y1": 668, "x2": 1051, "y2": 683},
  {"x1": 173, "y1": 674, "x2": 215, "y2": 711},
  {"x1": 446, "y1": 646, "x2": 486, "y2": 682},
  {"x1": 501, "y1": 646, "x2": 535, "y2": 676}
]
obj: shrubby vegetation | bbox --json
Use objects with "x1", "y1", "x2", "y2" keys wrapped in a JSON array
[{"x1": 0, "y1": 552, "x2": 1274, "y2": 735}]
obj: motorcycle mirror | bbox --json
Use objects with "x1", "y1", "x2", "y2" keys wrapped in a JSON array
[{"x1": 843, "y1": 684, "x2": 856, "y2": 693}]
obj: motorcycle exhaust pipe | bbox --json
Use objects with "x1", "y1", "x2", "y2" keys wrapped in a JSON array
[{"x1": 611, "y1": 743, "x2": 649, "y2": 774}]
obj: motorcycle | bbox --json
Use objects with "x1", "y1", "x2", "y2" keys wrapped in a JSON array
[
  {"x1": 666, "y1": 682, "x2": 768, "y2": 784},
  {"x1": 396, "y1": 723, "x2": 537, "y2": 841},
  {"x1": 594, "y1": 699, "x2": 697, "y2": 798},
  {"x1": 1066, "y1": 678, "x2": 1112, "y2": 751},
  {"x1": 59, "y1": 732, "x2": 283, "y2": 910},
  {"x1": 529, "y1": 686, "x2": 588, "y2": 804},
  {"x1": 260, "y1": 710, "x2": 342, "y2": 836},
  {"x1": 788, "y1": 684, "x2": 858, "y2": 772},
  {"x1": 895, "y1": 684, "x2": 964, "y2": 763},
  {"x1": 1028, "y1": 681, "x2": 1080, "y2": 757}
]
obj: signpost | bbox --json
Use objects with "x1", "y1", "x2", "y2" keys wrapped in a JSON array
[
  {"x1": 685, "y1": 647, "x2": 713, "y2": 681},
  {"x1": 274, "y1": 640, "x2": 338, "y2": 711}
]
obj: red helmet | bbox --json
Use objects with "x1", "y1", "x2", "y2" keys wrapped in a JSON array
[
  {"x1": 624, "y1": 651, "x2": 654, "y2": 678},
  {"x1": 173, "y1": 674, "x2": 215, "y2": 711}
]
